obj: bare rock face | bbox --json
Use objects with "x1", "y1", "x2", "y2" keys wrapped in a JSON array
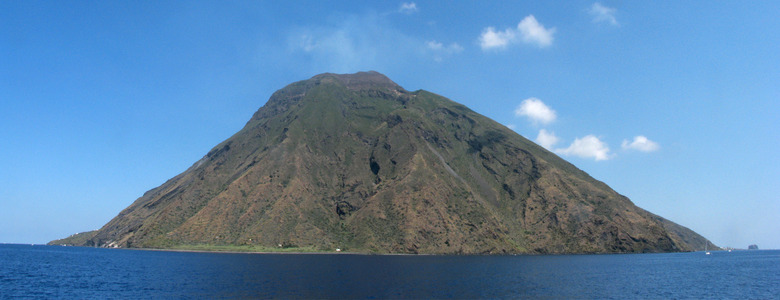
[{"x1": 52, "y1": 71, "x2": 715, "y2": 254}]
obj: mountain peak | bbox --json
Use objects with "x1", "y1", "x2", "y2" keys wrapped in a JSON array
[
  {"x1": 312, "y1": 71, "x2": 403, "y2": 91},
  {"x1": 52, "y1": 72, "x2": 715, "y2": 254}
]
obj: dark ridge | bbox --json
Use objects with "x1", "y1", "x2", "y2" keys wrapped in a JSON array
[{"x1": 313, "y1": 71, "x2": 404, "y2": 91}]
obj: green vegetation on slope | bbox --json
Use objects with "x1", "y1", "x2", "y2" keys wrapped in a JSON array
[
  {"x1": 48, "y1": 230, "x2": 97, "y2": 246},
  {"x1": 51, "y1": 71, "x2": 716, "y2": 254}
]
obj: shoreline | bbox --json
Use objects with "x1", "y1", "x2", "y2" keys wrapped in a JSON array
[
  {"x1": 37, "y1": 244, "x2": 756, "y2": 256},
  {"x1": 46, "y1": 244, "x2": 420, "y2": 256},
  {"x1": 127, "y1": 247, "x2": 378, "y2": 255}
]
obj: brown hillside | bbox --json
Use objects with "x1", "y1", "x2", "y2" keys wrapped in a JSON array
[{"x1": 51, "y1": 71, "x2": 715, "y2": 254}]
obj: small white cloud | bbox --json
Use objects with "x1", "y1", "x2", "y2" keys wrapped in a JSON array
[
  {"x1": 536, "y1": 129, "x2": 560, "y2": 150},
  {"x1": 514, "y1": 98, "x2": 557, "y2": 125},
  {"x1": 506, "y1": 124, "x2": 517, "y2": 130},
  {"x1": 589, "y1": 3, "x2": 618, "y2": 26},
  {"x1": 480, "y1": 15, "x2": 555, "y2": 50},
  {"x1": 556, "y1": 135, "x2": 612, "y2": 161},
  {"x1": 426, "y1": 40, "x2": 463, "y2": 52},
  {"x1": 426, "y1": 40, "x2": 463, "y2": 61},
  {"x1": 621, "y1": 135, "x2": 660, "y2": 152},
  {"x1": 399, "y1": 2, "x2": 418, "y2": 14},
  {"x1": 517, "y1": 15, "x2": 555, "y2": 47},
  {"x1": 426, "y1": 40, "x2": 443, "y2": 50},
  {"x1": 288, "y1": 13, "x2": 420, "y2": 72},
  {"x1": 448, "y1": 43, "x2": 465, "y2": 52},
  {"x1": 479, "y1": 27, "x2": 514, "y2": 50}
]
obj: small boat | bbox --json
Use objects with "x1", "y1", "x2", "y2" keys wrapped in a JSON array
[{"x1": 705, "y1": 243, "x2": 711, "y2": 255}]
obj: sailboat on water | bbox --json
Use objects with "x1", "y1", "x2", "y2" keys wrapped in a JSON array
[{"x1": 705, "y1": 243, "x2": 711, "y2": 255}]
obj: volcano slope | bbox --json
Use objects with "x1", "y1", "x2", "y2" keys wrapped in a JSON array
[{"x1": 51, "y1": 71, "x2": 714, "y2": 254}]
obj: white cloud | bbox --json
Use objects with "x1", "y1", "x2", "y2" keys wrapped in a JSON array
[
  {"x1": 589, "y1": 3, "x2": 618, "y2": 26},
  {"x1": 479, "y1": 15, "x2": 555, "y2": 50},
  {"x1": 399, "y1": 2, "x2": 418, "y2": 14},
  {"x1": 556, "y1": 135, "x2": 612, "y2": 161},
  {"x1": 426, "y1": 40, "x2": 443, "y2": 50},
  {"x1": 426, "y1": 40, "x2": 463, "y2": 62},
  {"x1": 290, "y1": 11, "x2": 467, "y2": 69},
  {"x1": 536, "y1": 129, "x2": 560, "y2": 150},
  {"x1": 517, "y1": 15, "x2": 555, "y2": 47},
  {"x1": 514, "y1": 98, "x2": 557, "y2": 125},
  {"x1": 621, "y1": 135, "x2": 660, "y2": 152},
  {"x1": 288, "y1": 13, "x2": 419, "y2": 72},
  {"x1": 479, "y1": 27, "x2": 514, "y2": 50}
]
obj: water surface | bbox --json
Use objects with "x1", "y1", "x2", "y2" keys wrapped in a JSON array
[{"x1": 1, "y1": 244, "x2": 777, "y2": 298}]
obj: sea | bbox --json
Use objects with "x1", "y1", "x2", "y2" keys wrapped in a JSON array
[{"x1": 1, "y1": 244, "x2": 777, "y2": 299}]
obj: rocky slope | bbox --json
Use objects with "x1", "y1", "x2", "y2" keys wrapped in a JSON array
[{"x1": 51, "y1": 71, "x2": 715, "y2": 254}]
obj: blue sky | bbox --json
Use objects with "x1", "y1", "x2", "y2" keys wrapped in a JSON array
[{"x1": 1, "y1": 1, "x2": 778, "y2": 249}]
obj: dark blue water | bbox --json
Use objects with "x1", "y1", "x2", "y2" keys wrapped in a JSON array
[{"x1": 1, "y1": 245, "x2": 777, "y2": 299}]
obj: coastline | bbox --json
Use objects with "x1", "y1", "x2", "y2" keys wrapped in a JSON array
[
  {"x1": 43, "y1": 244, "x2": 716, "y2": 256},
  {"x1": 49, "y1": 244, "x2": 419, "y2": 256},
  {"x1": 13, "y1": 243, "x2": 778, "y2": 256},
  {"x1": 128, "y1": 247, "x2": 370, "y2": 255}
]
